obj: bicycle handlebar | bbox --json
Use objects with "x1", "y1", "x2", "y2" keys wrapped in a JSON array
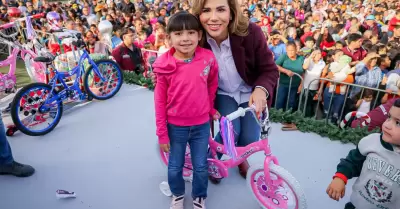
[
  {"x1": 226, "y1": 105, "x2": 270, "y2": 128},
  {"x1": 0, "y1": 13, "x2": 45, "y2": 30}
]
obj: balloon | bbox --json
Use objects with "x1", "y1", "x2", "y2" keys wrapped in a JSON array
[{"x1": 98, "y1": 20, "x2": 113, "y2": 50}]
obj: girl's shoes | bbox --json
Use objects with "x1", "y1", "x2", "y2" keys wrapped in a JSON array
[
  {"x1": 193, "y1": 197, "x2": 206, "y2": 209},
  {"x1": 170, "y1": 195, "x2": 184, "y2": 209}
]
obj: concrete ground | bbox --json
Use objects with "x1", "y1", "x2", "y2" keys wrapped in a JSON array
[{"x1": 0, "y1": 84, "x2": 356, "y2": 209}]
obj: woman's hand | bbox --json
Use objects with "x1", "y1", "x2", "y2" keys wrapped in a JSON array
[
  {"x1": 286, "y1": 70, "x2": 294, "y2": 77},
  {"x1": 249, "y1": 88, "x2": 267, "y2": 113}
]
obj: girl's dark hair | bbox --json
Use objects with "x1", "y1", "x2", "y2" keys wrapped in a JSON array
[
  {"x1": 354, "y1": 89, "x2": 374, "y2": 100},
  {"x1": 166, "y1": 11, "x2": 201, "y2": 34},
  {"x1": 394, "y1": 99, "x2": 400, "y2": 108}
]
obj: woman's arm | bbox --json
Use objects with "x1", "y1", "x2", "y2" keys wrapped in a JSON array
[{"x1": 302, "y1": 56, "x2": 312, "y2": 70}]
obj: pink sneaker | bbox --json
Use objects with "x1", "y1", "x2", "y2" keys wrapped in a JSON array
[
  {"x1": 193, "y1": 197, "x2": 206, "y2": 209},
  {"x1": 170, "y1": 195, "x2": 184, "y2": 209}
]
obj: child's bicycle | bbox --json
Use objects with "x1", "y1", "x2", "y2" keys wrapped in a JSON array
[
  {"x1": 9, "y1": 30, "x2": 123, "y2": 136},
  {"x1": 159, "y1": 105, "x2": 307, "y2": 209},
  {"x1": 0, "y1": 13, "x2": 46, "y2": 94}
]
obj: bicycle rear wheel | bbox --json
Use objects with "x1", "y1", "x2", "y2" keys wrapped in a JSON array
[
  {"x1": 83, "y1": 60, "x2": 123, "y2": 100},
  {"x1": 158, "y1": 144, "x2": 193, "y2": 181},
  {"x1": 247, "y1": 164, "x2": 307, "y2": 209},
  {"x1": 10, "y1": 83, "x2": 63, "y2": 136}
]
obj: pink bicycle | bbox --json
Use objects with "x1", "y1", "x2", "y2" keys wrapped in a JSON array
[
  {"x1": 159, "y1": 106, "x2": 307, "y2": 209},
  {"x1": 0, "y1": 13, "x2": 46, "y2": 93}
]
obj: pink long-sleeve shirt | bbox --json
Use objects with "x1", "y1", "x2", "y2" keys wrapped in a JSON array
[{"x1": 154, "y1": 46, "x2": 219, "y2": 144}]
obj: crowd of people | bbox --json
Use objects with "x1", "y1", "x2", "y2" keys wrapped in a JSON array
[
  {"x1": 0, "y1": 0, "x2": 399, "y2": 124},
  {"x1": 0, "y1": 1, "x2": 400, "y2": 209}
]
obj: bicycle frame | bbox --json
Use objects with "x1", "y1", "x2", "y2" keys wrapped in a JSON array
[
  {"x1": 40, "y1": 49, "x2": 107, "y2": 108},
  {"x1": 208, "y1": 134, "x2": 278, "y2": 177},
  {"x1": 0, "y1": 38, "x2": 42, "y2": 85}
]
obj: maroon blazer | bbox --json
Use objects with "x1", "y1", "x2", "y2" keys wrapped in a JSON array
[{"x1": 203, "y1": 22, "x2": 279, "y2": 107}]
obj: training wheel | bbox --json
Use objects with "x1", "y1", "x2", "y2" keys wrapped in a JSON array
[{"x1": 6, "y1": 126, "x2": 17, "y2": 136}]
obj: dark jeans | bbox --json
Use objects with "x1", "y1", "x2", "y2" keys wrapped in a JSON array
[
  {"x1": 299, "y1": 89, "x2": 317, "y2": 117},
  {"x1": 214, "y1": 94, "x2": 260, "y2": 159},
  {"x1": 0, "y1": 115, "x2": 13, "y2": 165},
  {"x1": 275, "y1": 85, "x2": 299, "y2": 111},
  {"x1": 344, "y1": 202, "x2": 355, "y2": 209},
  {"x1": 323, "y1": 87, "x2": 345, "y2": 119},
  {"x1": 167, "y1": 122, "x2": 210, "y2": 198}
]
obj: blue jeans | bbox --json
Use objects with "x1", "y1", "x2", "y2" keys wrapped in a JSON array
[
  {"x1": 323, "y1": 87, "x2": 345, "y2": 119},
  {"x1": 167, "y1": 122, "x2": 210, "y2": 198},
  {"x1": 0, "y1": 115, "x2": 13, "y2": 165},
  {"x1": 275, "y1": 85, "x2": 298, "y2": 111},
  {"x1": 214, "y1": 94, "x2": 260, "y2": 158}
]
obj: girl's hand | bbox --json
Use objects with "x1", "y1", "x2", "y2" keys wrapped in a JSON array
[
  {"x1": 326, "y1": 177, "x2": 346, "y2": 201},
  {"x1": 160, "y1": 143, "x2": 170, "y2": 153},
  {"x1": 212, "y1": 111, "x2": 221, "y2": 121},
  {"x1": 249, "y1": 88, "x2": 267, "y2": 114}
]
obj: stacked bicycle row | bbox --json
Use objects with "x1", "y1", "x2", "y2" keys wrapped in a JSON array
[{"x1": 0, "y1": 13, "x2": 123, "y2": 136}]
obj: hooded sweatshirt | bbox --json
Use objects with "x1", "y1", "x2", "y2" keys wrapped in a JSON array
[{"x1": 154, "y1": 46, "x2": 219, "y2": 144}]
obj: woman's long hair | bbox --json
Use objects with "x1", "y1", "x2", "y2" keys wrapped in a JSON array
[{"x1": 191, "y1": 0, "x2": 249, "y2": 37}]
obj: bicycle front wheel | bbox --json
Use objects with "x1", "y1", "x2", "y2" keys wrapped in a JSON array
[
  {"x1": 10, "y1": 83, "x2": 63, "y2": 136},
  {"x1": 83, "y1": 60, "x2": 123, "y2": 100},
  {"x1": 247, "y1": 164, "x2": 307, "y2": 209}
]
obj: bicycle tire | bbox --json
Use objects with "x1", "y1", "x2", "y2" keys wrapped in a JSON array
[
  {"x1": 10, "y1": 83, "x2": 63, "y2": 136},
  {"x1": 247, "y1": 164, "x2": 307, "y2": 209},
  {"x1": 83, "y1": 59, "x2": 123, "y2": 100}
]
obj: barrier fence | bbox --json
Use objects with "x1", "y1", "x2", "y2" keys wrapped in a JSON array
[{"x1": 277, "y1": 72, "x2": 399, "y2": 126}]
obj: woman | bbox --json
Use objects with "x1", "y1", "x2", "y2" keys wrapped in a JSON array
[
  {"x1": 275, "y1": 42, "x2": 304, "y2": 112},
  {"x1": 301, "y1": 50, "x2": 325, "y2": 117},
  {"x1": 192, "y1": 0, "x2": 279, "y2": 183},
  {"x1": 350, "y1": 52, "x2": 384, "y2": 98}
]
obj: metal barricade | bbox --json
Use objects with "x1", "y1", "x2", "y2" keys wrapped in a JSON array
[
  {"x1": 0, "y1": 27, "x2": 19, "y2": 55},
  {"x1": 274, "y1": 71, "x2": 304, "y2": 112},
  {"x1": 300, "y1": 77, "x2": 398, "y2": 125}
]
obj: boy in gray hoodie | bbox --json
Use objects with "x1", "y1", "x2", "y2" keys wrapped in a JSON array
[{"x1": 326, "y1": 98, "x2": 400, "y2": 209}]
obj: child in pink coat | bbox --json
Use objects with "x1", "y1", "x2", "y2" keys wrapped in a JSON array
[{"x1": 153, "y1": 12, "x2": 219, "y2": 209}]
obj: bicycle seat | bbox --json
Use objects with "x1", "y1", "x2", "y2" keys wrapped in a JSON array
[{"x1": 33, "y1": 56, "x2": 54, "y2": 63}]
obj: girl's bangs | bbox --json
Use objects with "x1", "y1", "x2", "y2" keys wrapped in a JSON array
[{"x1": 167, "y1": 12, "x2": 201, "y2": 33}]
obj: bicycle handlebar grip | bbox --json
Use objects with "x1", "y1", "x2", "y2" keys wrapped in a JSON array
[
  {"x1": 226, "y1": 107, "x2": 246, "y2": 121},
  {"x1": 31, "y1": 13, "x2": 45, "y2": 19},
  {"x1": 0, "y1": 22, "x2": 15, "y2": 30}
]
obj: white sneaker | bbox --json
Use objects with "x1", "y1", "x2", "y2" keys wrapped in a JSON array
[
  {"x1": 193, "y1": 197, "x2": 206, "y2": 209},
  {"x1": 170, "y1": 195, "x2": 184, "y2": 209}
]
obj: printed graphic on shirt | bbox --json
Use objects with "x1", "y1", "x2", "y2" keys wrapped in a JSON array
[
  {"x1": 364, "y1": 179, "x2": 392, "y2": 204},
  {"x1": 200, "y1": 59, "x2": 213, "y2": 81},
  {"x1": 357, "y1": 155, "x2": 400, "y2": 209}
]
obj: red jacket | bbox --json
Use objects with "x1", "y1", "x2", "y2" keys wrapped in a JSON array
[{"x1": 111, "y1": 43, "x2": 144, "y2": 72}]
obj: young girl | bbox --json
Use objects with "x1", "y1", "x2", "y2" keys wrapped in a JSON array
[
  {"x1": 154, "y1": 12, "x2": 219, "y2": 209},
  {"x1": 327, "y1": 98, "x2": 400, "y2": 209},
  {"x1": 355, "y1": 89, "x2": 374, "y2": 114}
]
